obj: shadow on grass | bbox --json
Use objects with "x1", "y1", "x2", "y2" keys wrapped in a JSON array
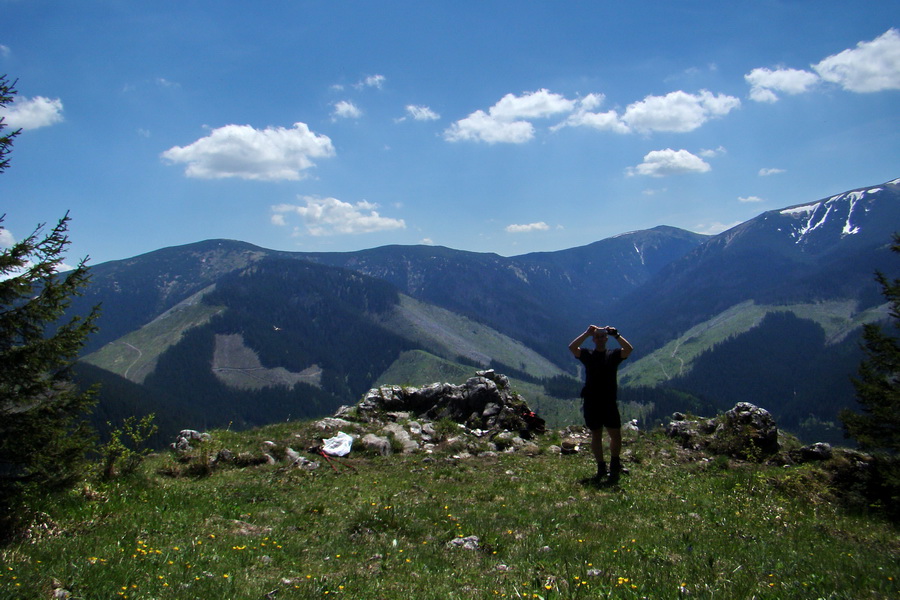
[{"x1": 578, "y1": 473, "x2": 624, "y2": 489}]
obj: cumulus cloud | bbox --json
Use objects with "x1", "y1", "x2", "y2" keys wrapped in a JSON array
[
  {"x1": 813, "y1": 28, "x2": 900, "y2": 92},
  {"x1": 759, "y1": 167, "x2": 786, "y2": 176},
  {"x1": 332, "y1": 100, "x2": 362, "y2": 120},
  {"x1": 552, "y1": 94, "x2": 630, "y2": 133},
  {"x1": 447, "y1": 87, "x2": 741, "y2": 141},
  {"x1": 0, "y1": 96, "x2": 64, "y2": 129},
  {"x1": 627, "y1": 148, "x2": 711, "y2": 177},
  {"x1": 0, "y1": 228, "x2": 15, "y2": 248},
  {"x1": 489, "y1": 89, "x2": 575, "y2": 120},
  {"x1": 745, "y1": 29, "x2": 900, "y2": 100},
  {"x1": 505, "y1": 222, "x2": 550, "y2": 233},
  {"x1": 745, "y1": 67, "x2": 820, "y2": 102},
  {"x1": 161, "y1": 122, "x2": 335, "y2": 181},
  {"x1": 444, "y1": 109, "x2": 535, "y2": 144},
  {"x1": 738, "y1": 195, "x2": 764, "y2": 203},
  {"x1": 621, "y1": 90, "x2": 740, "y2": 133},
  {"x1": 271, "y1": 196, "x2": 406, "y2": 236},
  {"x1": 404, "y1": 105, "x2": 440, "y2": 121},
  {"x1": 444, "y1": 89, "x2": 575, "y2": 143}
]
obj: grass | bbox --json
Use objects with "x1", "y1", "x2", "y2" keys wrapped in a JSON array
[{"x1": 2, "y1": 422, "x2": 898, "y2": 599}]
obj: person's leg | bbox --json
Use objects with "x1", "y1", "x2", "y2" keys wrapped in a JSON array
[
  {"x1": 608, "y1": 428, "x2": 628, "y2": 477},
  {"x1": 608, "y1": 427, "x2": 622, "y2": 459},
  {"x1": 591, "y1": 428, "x2": 606, "y2": 477}
]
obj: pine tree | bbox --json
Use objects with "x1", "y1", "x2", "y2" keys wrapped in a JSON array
[
  {"x1": 0, "y1": 75, "x2": 19, "y2": 172},
  {"x1": 841, "y1": 234, "x2": 900, "y2": 454},
  {"x1": 0, "y1": 75, "x2": 101, "y2": 523}
]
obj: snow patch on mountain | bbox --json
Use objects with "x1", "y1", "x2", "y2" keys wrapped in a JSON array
[
  {"x1": 780, "y1": 203, "x2": 818, "y2": 217},
  {"x1": 633, "y1": 243, "x2": 645, "y2": 265},
  {"x1": 780, "y1": 183, "x2": 891, "y2": 245}
]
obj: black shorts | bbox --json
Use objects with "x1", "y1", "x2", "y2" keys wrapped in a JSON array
[{"x1": 582, "y1": 400, "x2": 621, "y2": 431}]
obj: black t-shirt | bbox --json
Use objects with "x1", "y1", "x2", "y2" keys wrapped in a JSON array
[{"x1": 577, "y1": 348, "x2": 625, "y2": 403}]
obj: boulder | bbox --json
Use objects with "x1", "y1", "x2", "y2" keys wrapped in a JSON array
[
  {"x1": 381, "y1": 423, "x2": 420, "y2": 454},
  {"x1": 791, "y1": 442, "x2": 833, "y2": 463},
  {"x1": 361, "y1": 433, "x2": 392, "y2": 456}
]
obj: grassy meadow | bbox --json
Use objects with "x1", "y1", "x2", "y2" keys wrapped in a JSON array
[{"x1": 1, "y1": 421, "x2": 897, "y2": 599}]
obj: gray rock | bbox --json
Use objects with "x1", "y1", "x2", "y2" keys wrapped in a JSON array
[
  {"x1": 447, "y1": 535, "x2": 480, "y2": 550},
  {"x1": 381, "y1": 423, "x2": 419, "y2": 454},
  {"x1": 793, "y1": 442, "x2": 833, "y2": 462},
  {"x1": 362, "y1": 433, "x2": 392, "y2": 456},
  {"x1": 315, "y1": 417, "x2": 354, "y2": 431}
]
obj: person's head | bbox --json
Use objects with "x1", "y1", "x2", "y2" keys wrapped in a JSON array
[{"x1": 592, "y1": 327, "x2": 609, "y2": 348}]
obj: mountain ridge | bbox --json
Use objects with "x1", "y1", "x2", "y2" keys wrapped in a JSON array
[{"x1": 68, "y1": 177, "x2": 898, "y2": 443}]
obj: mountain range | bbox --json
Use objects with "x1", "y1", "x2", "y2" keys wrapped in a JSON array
[{"x1": 69, "y1": 177, "x2": 899, "y2": 444}]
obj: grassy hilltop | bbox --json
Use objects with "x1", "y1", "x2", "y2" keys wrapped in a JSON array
[{"x1": 1, "y1": 419, "x2": 898, "y2": 600}]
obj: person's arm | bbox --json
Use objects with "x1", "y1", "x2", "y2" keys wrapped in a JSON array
[
  {"x1": 607, "y1": 327, "x2": 633, "y2": 359},
  {"x1": 568, "y1": 325, "x2": 599, "y2": 358}
]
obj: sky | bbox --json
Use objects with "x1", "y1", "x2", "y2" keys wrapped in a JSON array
[{"x1": 1, "y1": 1, "x2": 899, "y2": 266}]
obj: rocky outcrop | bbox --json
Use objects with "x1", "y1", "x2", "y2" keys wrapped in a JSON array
[
  {"x1": 338, "y1": 370, "x2": 545, "y2": 437},
  {"x1": 309, "y1": 370, "x2": 547, "y2": 457},
  {"x1": 665, "y1": 402, "x2": 779, "y2": 459},
  {"x1": 168, "y1": 371, "x2": 549, "y2": 469}
]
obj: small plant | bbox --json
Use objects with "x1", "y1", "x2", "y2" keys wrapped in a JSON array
[
  {"x1": 434, "y1": 417, "x2": 462, "y2": 439},
  {"x1": 97, "y1": 414, "x2": 158, "y2": 480}
]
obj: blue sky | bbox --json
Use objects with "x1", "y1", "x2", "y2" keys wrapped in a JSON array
[{"x1": 1, "y1": 1, "x2": 898, "y2": 265}]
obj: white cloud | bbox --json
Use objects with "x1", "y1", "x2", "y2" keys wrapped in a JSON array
[
  {"x1": 693, "y1": 221, "x2": 742, "y2": 235},
  {"x1": 272, "y1": 196, "x2": 406, "y2": 236},
  {"x1": 759, "y1": 167, "x2": 786, "y2": 176},
  {"x1": 738, "y1": 195, "x2": 764, "y2": 203},
  {"x1": 0, "y1": 228, "x2": 15, "y2": 248},
  {"x1": 161, "y1": 122, "x2": 335, "y2": 181},
  {"x1": 332, "y1": 100, "x2": 362, "y2": 119},
  {"x1": 444, "y1": 109, "x2": 535, "y2": 143},
  {"x1": 404, "y1": 105, "x2": 440, "y2": 121},
  {"x1": 0, "y1": 45, "x2": 10, "y2": 58},
  {"x1": 505, "y1": 222, "x2": 550, "y2": 233},
  {"x1": 552, "y1": 94, "x2": 630, "y2": 133},
  {"x1": 358, "y1": 74, "x2": 386, "y2": 89},
  {"x1": 444, "y1": 89, "x2": 574, "y2": 144},
  {"x1": 420, "y1": 237, "x2": 434, "y2": 245},
  {"x1": 448, "y1": 87, "x2": 741, "y2": 142},
  {"x1": 489, "y1": 89, "x2": 575, "y2": 120},
  {"x1": 627, "y1": 148, "x2": 711, "y2": 177},
  {"x1": 699, "y1": 146, "x2": 726, "y2": 158},
  {"x1": 560, "y1": 109, "x2": 629, "y2": 132},
  {"x1": 813, "y1": 28, "x2": 900, "y2": 92},
  {"x1": 0, "y1": 96, "x2": 64, "y2": 129},
  {"x1": 745, "y1": 67, "x2": 819, "y2": 102},
  {"x1": 621, "y1": 90, "x2": 740, "y2": 133},
  {"x1": 550, "y1": 94, "x2": 631, "y2": 133}
]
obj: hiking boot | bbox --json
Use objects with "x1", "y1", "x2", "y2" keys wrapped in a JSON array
[{"x1": 610, "y1": 458, "x2": 629, "y2": 475}]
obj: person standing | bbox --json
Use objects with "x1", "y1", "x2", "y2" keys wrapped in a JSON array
[{"x1": 568, "y1": 324, "x2": 633, "y2": 482}]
